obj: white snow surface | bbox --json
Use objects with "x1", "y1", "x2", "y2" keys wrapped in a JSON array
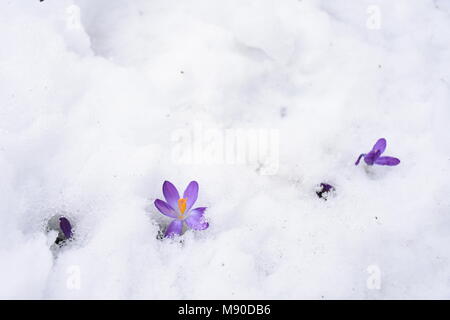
[{"x1": 0, "y1": 0, "x2": 450, "y2": 299}]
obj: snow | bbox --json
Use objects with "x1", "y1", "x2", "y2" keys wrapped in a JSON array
[{"x1": 0, "y1": 0, "x2": 449, "y2": 299}]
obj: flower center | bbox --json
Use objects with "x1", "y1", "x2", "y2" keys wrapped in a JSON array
[{"x1": 178, "y1": 198, "x2": 187, "y2": 217}]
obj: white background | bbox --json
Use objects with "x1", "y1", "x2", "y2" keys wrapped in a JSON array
[{"x1": 0, "y1": 0, "x2": 449, "y2": 299}]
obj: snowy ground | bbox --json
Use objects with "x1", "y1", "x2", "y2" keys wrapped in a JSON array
[{"x1": 1, "y1": 0, "x2": 449, "y2": 299}]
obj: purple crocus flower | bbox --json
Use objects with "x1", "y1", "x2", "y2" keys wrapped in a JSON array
[
  {"x1": 59, "y1": 217, "x2": 73, "y2": 239},
  {"x1": 154, "y1": 181, "x2": 208, "y2": 238},
  {"x1": 316, "y1": 183, "x2": 335, "y2": 200},
  {"x1": 355, "y1": 138, "x2": 400, "y2": 166}
]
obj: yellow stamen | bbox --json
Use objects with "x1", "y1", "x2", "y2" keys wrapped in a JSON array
[{"x1": 178, "y1": 198, "x2": 187, "y2": 215}]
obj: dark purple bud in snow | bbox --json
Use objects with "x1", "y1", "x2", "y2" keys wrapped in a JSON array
[
  {"x1": 355, "y1": 138, "x2": 400, "y2": 166},
  {"x1": 59, "y1": 217, "x2": 73, "y2": 239},
  {"x1": 316, "y1": 183, "x2": 335, "y2": 199}
]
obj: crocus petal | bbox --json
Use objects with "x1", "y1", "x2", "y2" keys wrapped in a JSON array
[
  {"x1": 163, "y1": 181, "x2": 180, "y2": 209},
  {"x1": 374, "y1": 156, "x2": 400, "y2": 166},
  {"x1": 316, "y1": 183, "x2": 335, "y2": 200},
  {"x1": 183, "y1": 181, "x2": 199, "y2": 211},
  {"x1": 164, "y1": 220, "x2": 183, "y2": 238},
  {"x1": 364, "y1": 150, "x2": 381, "y2": 165},
  {"x1": 372, "y1": 138, "x2": 387, "y2": 154},
  {"x1": 185, "y1": 207, "x2": 209, "y2": 230},
  {"x1": 355, "y1": 154, "x2": 365, "y2": 165},
  {"x1": 59, "y1": 217, "x2": 72, "y2": 239},
  {"x1": 320, "y1": 183, "x2": 334, "y2": 193},
  {"x1": 154, "y1": 199, "x2": 177, "y2": 218}
]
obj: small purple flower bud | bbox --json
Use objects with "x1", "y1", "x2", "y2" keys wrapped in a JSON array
[
  {"x1": 59, "y1": 217, "x2": 73, "y2": 239},
  {"x1": 316, "y1": 183, "x2": 335, "y2": 200}
]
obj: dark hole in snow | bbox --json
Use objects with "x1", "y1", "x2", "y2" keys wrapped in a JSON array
[{"x1": 156, "y1": 228, "x2": 164, "y2": 240}]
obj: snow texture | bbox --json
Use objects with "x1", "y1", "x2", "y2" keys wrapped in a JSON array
[{"x1": 0, "y1": 0, "x2": 449, "y2": 299}]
